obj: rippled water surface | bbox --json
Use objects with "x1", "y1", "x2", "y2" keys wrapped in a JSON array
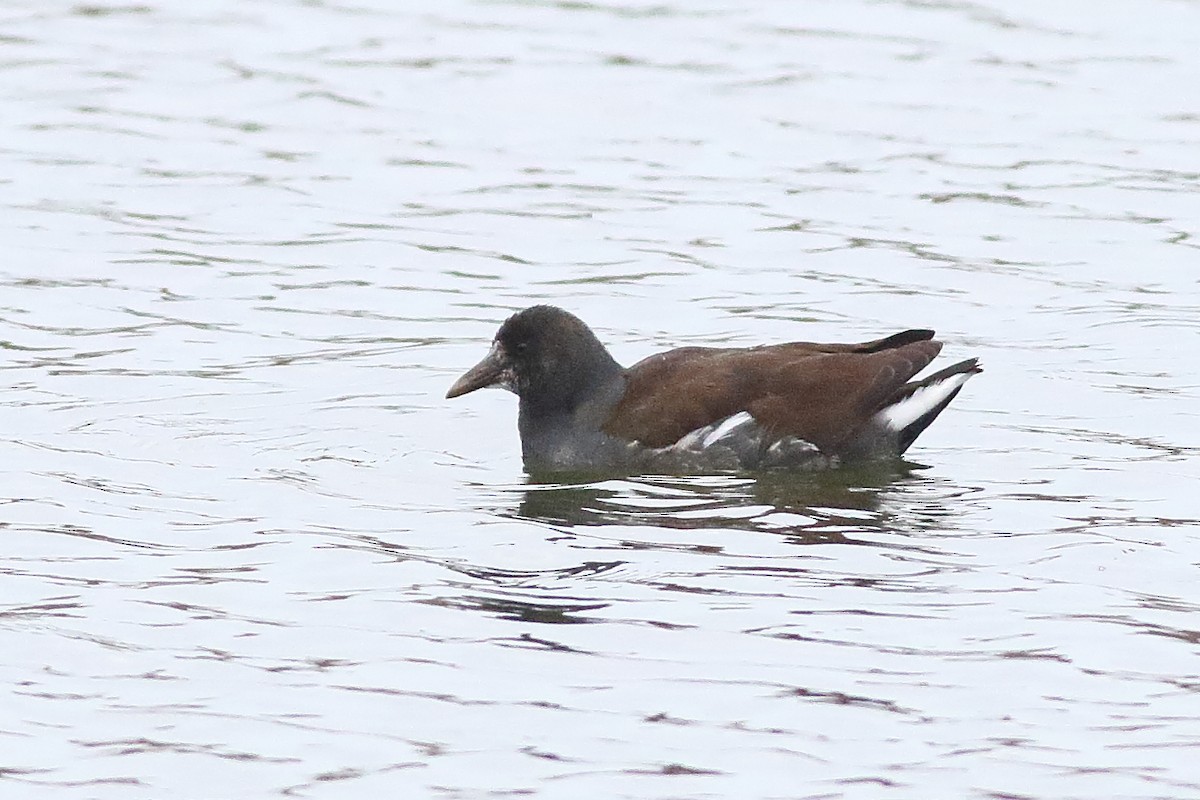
[{"x1": 4, "y1": 1, "x2": 1200, "y2": 798}]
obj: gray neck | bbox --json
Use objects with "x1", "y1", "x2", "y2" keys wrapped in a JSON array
[{"x1": 517, "y1": 371, "x2": 629, "y2": 471}]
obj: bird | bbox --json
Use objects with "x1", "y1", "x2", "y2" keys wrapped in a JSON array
[{"x1": 446, "y1": 305, "x2": 980, "y2": 473}]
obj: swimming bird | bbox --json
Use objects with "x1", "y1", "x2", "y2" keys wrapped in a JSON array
[{"x1": 446, "y1": 305, "x2": 980, "y2": 473}]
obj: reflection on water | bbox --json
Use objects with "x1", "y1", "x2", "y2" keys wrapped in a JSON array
[
  {"x1": 423, "y1": 593, "x2": 609, "y2": 626},
  {"x1": 513, "y1": 463, "x2": 938, "y2": 539}
]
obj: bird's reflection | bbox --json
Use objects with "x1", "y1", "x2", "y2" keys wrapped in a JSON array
[
  {"x1": 510, "y1": 462, "x2": 930, "y2": 545},
  {"x1": 415, "y1": 463, "x2": 971, "y2": 628}
]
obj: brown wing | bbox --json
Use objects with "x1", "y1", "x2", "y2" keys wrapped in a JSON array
[{"x1": 603, "y1": 332, "x2": 942, "y2": 453}]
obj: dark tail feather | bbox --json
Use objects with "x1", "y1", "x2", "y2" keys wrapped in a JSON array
[{"x1": 857, "y1": 329, "x2": 936, "y2": 353}]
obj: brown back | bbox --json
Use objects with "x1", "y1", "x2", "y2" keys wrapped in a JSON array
[{"x1": 603, "y1": 334, "x2": 942, "y2": 452}]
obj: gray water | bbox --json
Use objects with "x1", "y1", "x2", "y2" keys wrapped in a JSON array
[{"x1": 3, "y1": 1, "x2": 1199, "y2": 798}]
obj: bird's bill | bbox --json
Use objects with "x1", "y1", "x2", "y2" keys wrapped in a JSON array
[{"x1": 446, "y1": 343, "x2": 514, "y2": 398}]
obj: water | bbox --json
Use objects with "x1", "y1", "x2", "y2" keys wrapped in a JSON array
[{"x1": 3, "y1": 1, "x2": 1199, "y2": 798}]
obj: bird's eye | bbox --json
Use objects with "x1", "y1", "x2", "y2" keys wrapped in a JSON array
[{"x1": 514, "y1": 342, "x2": 529, "y2": 354}]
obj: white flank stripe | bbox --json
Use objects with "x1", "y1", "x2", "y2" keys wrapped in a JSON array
[
  {"x1": 877, "y1": 373, "x2": 972, "y2": 432},
  {"x1": 701, "y1": 411, "x2": 755, "y2": 448}
]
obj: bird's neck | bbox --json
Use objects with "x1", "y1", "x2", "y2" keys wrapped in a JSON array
[{"x1": 517, "y1": 355, "x2": 626, "y2": 470}]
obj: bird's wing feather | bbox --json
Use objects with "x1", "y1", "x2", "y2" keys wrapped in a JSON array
[{"x1": 604, "y1": 334, "x2": 942, "y2": 452}]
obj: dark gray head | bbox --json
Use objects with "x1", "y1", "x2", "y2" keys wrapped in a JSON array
[{"x1": 446, "y1": 306, "x2": 624, "y2": 416}]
